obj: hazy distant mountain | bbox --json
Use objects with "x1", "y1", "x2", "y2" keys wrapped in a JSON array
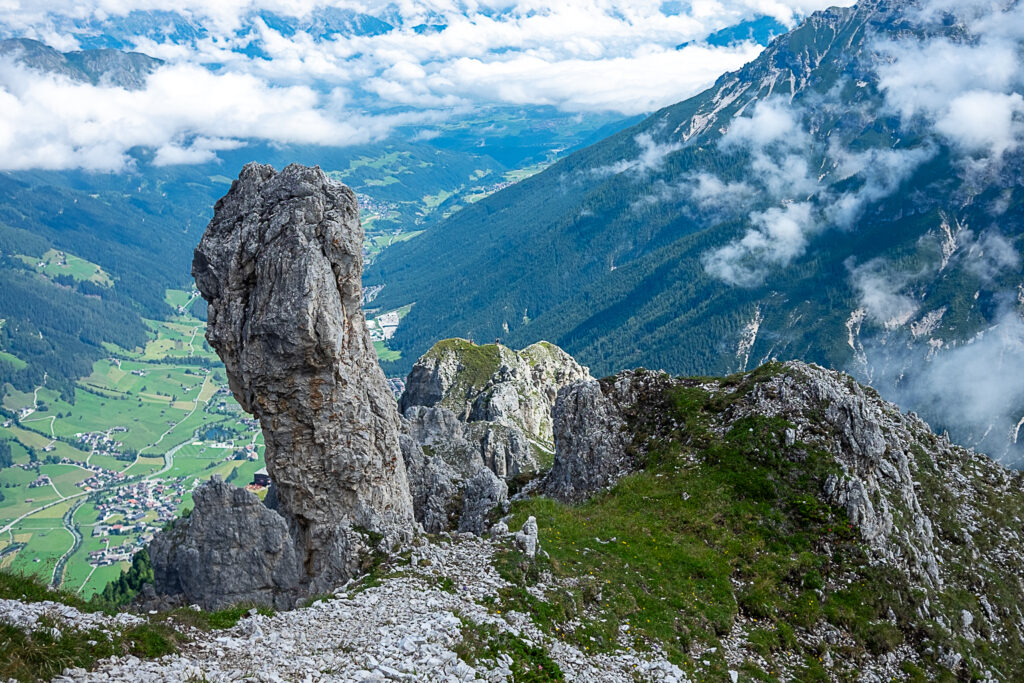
[
  {"x1": 677, "y1": 15, "x2": 789, "y2": 48},
  {"x1": 368, "y1": 0, "x2": 1024, "y2": 463},
  {"x1": 0, "y1": 38, "x2": 161, "y2": 89}
]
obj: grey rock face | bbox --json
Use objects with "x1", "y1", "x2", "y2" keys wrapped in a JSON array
[
  {"x1": 404, "y1": 405, "x2": 484, "y2": 478},
  {"x1": 458, "y1": 469, "x2": 508, "y2": 535},
  {"x1": 401, "y1": 339, "x2": 590, "y2": 477},
  {"x1": 542, "y1": 377, "x2": 634, "y2": 503},
  {"x1": 149, "y1": 478, "x2": 300, "y2": 610},
  {"x1": 400, "y1": 339, "x2": 588, "y2": 533},
  {"x1": 399, "y1": 433, "x2": 461, "y2": 534},
  {"x1": 154, "y1": 163, "x2": 415, "y2": 602},
  {"x1": 740, "y1": 362, "x2": 942, "y2": 585},
  {"x1": 514, "y1": 516, "x2": 540, "y2": 559}
]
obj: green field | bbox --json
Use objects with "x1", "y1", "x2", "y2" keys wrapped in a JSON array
[
  {"x1": 0, "y1": 287, "x2": 264, "y2": 597},
  {"x1": 0, "y1": 351, "x2": 26, "y2": 371},
  {"x1": 15, "y1": 249, "x2": 112, "y2": 287},
  {"x1": 374, "y1": 341, "x2": 402, "y2": 362}
]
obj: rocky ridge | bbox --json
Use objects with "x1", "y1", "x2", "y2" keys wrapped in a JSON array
[
  {"x1": 399, "y1": 338, "x2": 589, "y2": 532},
  {"x1": 0, "y1": 38, "x2": 161, "y2": 89},
  {"x1": 526, "y1": 360, "x2": 1024, "y2": 680}
]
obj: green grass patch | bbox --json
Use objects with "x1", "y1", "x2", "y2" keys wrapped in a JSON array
[
  {"x1": 455, "y1": 617, "x2": 563, "y2": 682},
  {"x1": 373, "y1": 341, "x2": 402, "y2": 362},
  {"x1": 0, "y1": 351, "x2": 27, "y2": 371},
  {"x1": 0, "y1": 619, "x2": 178, "y2": 682},
  {"x1": 499, "y1": 371, "x2": 869, "y2": 673},
  {"x1": 424, "y1": 339, "x2": 502, "y2": 400}
]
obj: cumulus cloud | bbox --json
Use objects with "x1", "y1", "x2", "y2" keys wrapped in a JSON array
[
  {"x1": 0, "y1": 59, "x2": 437, "y2": 171},
  {"x1": 824, "y1": 143, "x2": 935, "y2": 228},
  {"x1": 864, "y1": 306, "x2": 1024, "y2": 465},
  {"x1": 875, "y1": 2, "x2": 1024, "y2": 162},
  {"x1": 961, "y1": 230, "x2": 1021, "y2": 282},
  {"x1": 701, "y1": 91, "x2": 944, "y2": 287},
  {"x1": 597, "y1": 132, "x2": 684, "y2": 177},
  {"x1": 847, "y1": 257, "x2": 919, "y2": 328},
  {"x1": 720, "y1": 97, "x2": 806, "y2": 151},
  {"x1": 934, "y1": 90, "x2": 1024, "y2": 158},
  {"x1": 0, "y1": 0, "x2": 854, "y2": 169},
  {"x1": 689, "y1": 173, "x2": 754, "y2": 208}
]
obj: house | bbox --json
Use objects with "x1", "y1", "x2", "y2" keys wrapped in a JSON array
[{"x1": 252, "y1": 468, "x2": 271, "y2": 487}]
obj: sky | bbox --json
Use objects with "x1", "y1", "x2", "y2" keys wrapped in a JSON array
[{"x1": 0, "y1": 0, "x2": 852, "y2": 171}]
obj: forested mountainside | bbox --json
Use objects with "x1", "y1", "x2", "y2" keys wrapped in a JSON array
[{"x1": 367, "y1": 0, "x2": 1024, "y2": 464}]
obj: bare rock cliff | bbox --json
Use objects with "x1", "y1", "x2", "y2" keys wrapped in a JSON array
[
  {"x1": 152, "y1": 163, "x2": 414, "y2": 605},
  {"x1": 399, "y1": 339, "x2": 588, "y2": 532},
  {"x1": 148, "y1": 477, "x2": 300, "y2": 610}
]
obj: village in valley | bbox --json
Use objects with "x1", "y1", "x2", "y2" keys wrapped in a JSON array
[
  {"x1": 0, "y1": 276, "x2": 411, "y2": 598},
  {"x1": 0, "y1": 178, "x2": 425, "y2": 600},
  {"x1": 0, "y1": 286, "x2": 272, "y2": 596}
]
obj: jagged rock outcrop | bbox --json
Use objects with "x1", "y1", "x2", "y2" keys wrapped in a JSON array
[
  {"x1": 149, "y1": 477, "x2": 300, "y2": 610},
  {"x1": 458, "y1": 469, "x2": 508, "y2": 535},
  {"x1": 735, "y1": 362, "x2": 943, "y2": 585},
  {"x1": 152, "y1": 162, "x2": 415, "y2": 605},
  {"x1": 542, "y1": 378, "x2": 633, "y2": 502},
  {"x1": 399, "y1": 434, "x2": 461, "y2": 534},
  {"x1": 399, "y1": 339, "x2": 588, "y2": 532},
  {"x1": 401, "y1": 339, "x2": 590, "y2": 476}
]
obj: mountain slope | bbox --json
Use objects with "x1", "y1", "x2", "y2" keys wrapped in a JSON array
[
  {"x1": 0, "y1": 39, "x2": 161, "y2": 89},
  {"x1": 367, "y1": 0, "x2": 1024, "y2": 463},
  {"x1": 6, "y1": 358, "x2": 1024, "y2": 681}
]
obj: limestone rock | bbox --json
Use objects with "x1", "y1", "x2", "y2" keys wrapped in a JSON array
[
  {"x1": 542, "y1": 377, "x2": 634, "y2": 503},
  {"x1": 400, "y1": 339, "x2": 588, "y2": 534},
  {"x1": 514, "y1": 516, "x2": 540, "y2": 559},
  {"x1": 401, "y1": 339, "x2": 589, "y2": 477},
  {"x1": 458, "y1": 469, "x2": 508, "y2": 535},
  {"x1": 149, "y1": 477, "x2": 300, "y2": 610},
  {"x1": 399, "y1": 432, "x2": 462, "y2": 534},
  {"x1": 739, "y1": 362, "x2": 941, "y2": 585},
  {"x1": 403, "y1": 405, "x2": 484, "y2": 478},
  {"x1": 154, "y1": 162, "x2": 415, "y2": 602}
]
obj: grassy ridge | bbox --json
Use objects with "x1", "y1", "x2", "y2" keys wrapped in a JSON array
[{"x1": 495, "y1": 369, "x2": 951, "y2": 680}]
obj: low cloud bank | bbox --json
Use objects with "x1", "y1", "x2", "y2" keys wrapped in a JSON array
[{"x1": 0, "y1": 0, "x2": 853, "y2": 171}]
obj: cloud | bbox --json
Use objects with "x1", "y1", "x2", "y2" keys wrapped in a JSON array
[
  {"x1": 0, "y1": 0, "x2": 856, "y2": 169},
  {"x1": 934, "y1": 90, "x2": 1024, "y2": 158},
  {"x1": 720, "y1": 97, "x2": 806, "y2": 151},
  {"x1": 847, "y1": 257, "x2": 919, "y2": 328},
  {"x1": 720, "y1": 99, "x2": 818, "y2": 199},
  {"x1": 863, "y1": 306, "x2": 1024, "y2": 465},
  {"x1": 703, "y1": 201, "x2": 816, "y2": 285},
  {"x1": 824, "y1": 143, "x2": 936, "y2": 229},
  {"x1": 689, "y1": 173, "x2": 754, "y2": 208},
  {"x1": 593, "y1": 132, "x2": 683, "y2": 177},
  {"x1": 961, "y1": 230, "x2": 1021, "y2": 282},
  {"x1": 701, "y1": 94, "x2": 941, "y2": 287},
  {"x1": 874, "y1": 2, "x2": 1024, "y2": 162},
  {"x1": 0, "y1": 59, "x2": 436, "y2": 171}
]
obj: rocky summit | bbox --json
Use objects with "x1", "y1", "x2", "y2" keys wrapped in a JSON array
[
  {"x1": 16, "y1": 357, "x2": 1024, "y2": 682},
  {"x1": 154, "y1": 163, "x2": 415, "y2": 607},
  {"x1": 399, "y1": 338, "x2": 589, "y2": 532}
]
